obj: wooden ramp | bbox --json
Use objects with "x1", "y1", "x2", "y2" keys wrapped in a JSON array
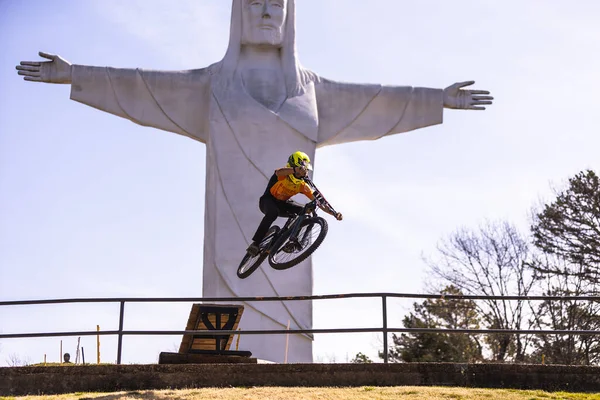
[{"x1": 159, "y1": 303, "x2": 255, "y2": 364}]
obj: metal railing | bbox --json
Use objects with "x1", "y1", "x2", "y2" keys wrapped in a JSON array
[{"x1": 2, "y1": 292, "x2": 600, "y2": 364}]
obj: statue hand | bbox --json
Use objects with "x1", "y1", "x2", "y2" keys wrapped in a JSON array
[
  {"x1": 16, "y1": 51, "x2": 72, "y2": 84},
  {"x1": 443, "y1": 81, "x2": 493, "y2": 110}
]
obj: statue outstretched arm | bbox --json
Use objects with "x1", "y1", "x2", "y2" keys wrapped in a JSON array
[
  {"x1": 443, "y1": 81, "x2": 493, "y2": 110},
  {"x1": 315, "y1": 78, "x2": 493, "y2": 147},
  {"x1": 16, "y1": 51, "x2": 72, "y2": 83},
  {"x1": 16, "y1": 52, "x2": 211, "y2": 143}
]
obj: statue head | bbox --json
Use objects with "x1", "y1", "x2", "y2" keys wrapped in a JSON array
[
  {"x1": 217, "y1": 0, "x2": 318, "y2": 97},
  {"x1": 241, "y1": 0, "x2": 287, "y2": 47}
]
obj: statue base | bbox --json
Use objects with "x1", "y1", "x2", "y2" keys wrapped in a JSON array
[{"x1": 158, "y1": 351, "x2": 257, "y2": 364}]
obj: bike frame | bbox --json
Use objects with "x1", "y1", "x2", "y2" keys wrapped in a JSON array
[{"x1": 267, "y1": 176, "x2": 339, "y2": 251}]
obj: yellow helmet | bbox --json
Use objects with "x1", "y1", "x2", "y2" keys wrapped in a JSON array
[
  {"x1": 287, "y1": 151, "x2": 312, "y2": 185},
  {"x1": 288, "y1": 151, "x2": 312, "y2": 170}
]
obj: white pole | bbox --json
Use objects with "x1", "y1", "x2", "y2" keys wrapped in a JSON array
[{"x1": 284, "y1": 320, "x2": 291, "y2": 364}]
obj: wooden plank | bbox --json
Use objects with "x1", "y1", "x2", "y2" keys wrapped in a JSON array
[
  {"x1": 178, "y1": 303, "x2": 244, "y2": 354},
  {"x1": 191, "y1": 344, "x2": 218, "y2": 351}
]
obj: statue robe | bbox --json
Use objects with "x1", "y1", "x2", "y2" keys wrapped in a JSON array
[{"x1": 70, "y1": 64, "x2": 443, "y2": 362}]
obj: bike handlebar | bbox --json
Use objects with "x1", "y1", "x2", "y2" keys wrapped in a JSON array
[{"x1": 302, "y1": 177, "x2": 342, "y2": 220}]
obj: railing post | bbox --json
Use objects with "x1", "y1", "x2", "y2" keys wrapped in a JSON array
[
  {"x1": 117, "y1": 301, "x2": 125, "y2": 364},
  {"x1": 382, "y1": 295, "x2": 388, "y2": 364}
]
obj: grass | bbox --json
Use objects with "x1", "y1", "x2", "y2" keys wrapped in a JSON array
[{"x1": 3, "y1": 387, "x2": 600, "y2": 400}]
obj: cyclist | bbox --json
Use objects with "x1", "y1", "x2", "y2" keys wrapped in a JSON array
[{"x1": 247, "y1": 151, "x2": 342, "y2": 256}]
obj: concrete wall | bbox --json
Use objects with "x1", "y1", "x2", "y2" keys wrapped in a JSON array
[{"x1": 2, "y1": 363, "x2": 600, "y2": 396}]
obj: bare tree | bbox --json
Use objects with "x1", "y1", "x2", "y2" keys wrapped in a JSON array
[
  {"x1": 426, "y1": 220, "x2": 536, "y2": 362},
  {"x1": 6, "y1": 353, "x2": 31, "y2": 367},
  {"x1": 315, "y1": 353, "x2": 338, "y2": 363}
]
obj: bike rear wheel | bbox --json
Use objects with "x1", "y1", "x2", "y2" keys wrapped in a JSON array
[
  {"x1": 268, "y1": 217, "x2": 328, "y2": 270},
  {"x1": 237, "y1": 226, "x2": 280, "y2": 279}
]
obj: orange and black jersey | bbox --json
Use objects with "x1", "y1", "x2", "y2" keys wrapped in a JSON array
[{"x1": 264, "y1": 173, "x2": 314, "y2": 201}]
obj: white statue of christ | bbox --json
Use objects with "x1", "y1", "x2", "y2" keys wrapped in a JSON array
[{"x1": 16, "y1": 0, "x2": 493, "y2": 363}]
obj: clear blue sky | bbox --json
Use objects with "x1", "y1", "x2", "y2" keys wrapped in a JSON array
[{"x1": 1, "y1": 0, "x2": 599, "y2": 365}]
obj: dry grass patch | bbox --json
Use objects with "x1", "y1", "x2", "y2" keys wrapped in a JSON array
[{"x1": 4, "y1": 387, "x2": 600, "y2": 400}]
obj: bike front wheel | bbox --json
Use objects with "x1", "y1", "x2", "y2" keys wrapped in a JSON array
[
  {"x1": 268, "y1": 217, "x2": 328, "y2": 270},
  {"x1": 237, "y1": 226, "x2": 280, "y2": 279}
]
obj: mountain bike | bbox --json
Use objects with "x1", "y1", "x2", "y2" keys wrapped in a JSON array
[{"x1": 237, "y1": 177, "x2": 342, "y2": 279}]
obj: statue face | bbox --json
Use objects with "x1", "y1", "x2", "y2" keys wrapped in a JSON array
[{"x1": 241, "y1": 0, "x2": 286, "y2": 47}]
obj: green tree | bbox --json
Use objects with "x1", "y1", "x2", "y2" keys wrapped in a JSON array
[
  {"x1": 531, "y1": 298, "x2": 600, "y2": 365},
  {"x1": 528, "y1": 170, "x2": 600, "y2": 364},
  {"x1": 531, "y1": 169, "x2": 600, "y2": 282},
  {"x1": 350, "y1": 352, "x2": 373, "y2": 364},
  {"x1": 528, "y1": 256, "x2": 600, "y2": 365},
  {"x1": 382, "y1": 286, "x2": 483, "y2": 363}
]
